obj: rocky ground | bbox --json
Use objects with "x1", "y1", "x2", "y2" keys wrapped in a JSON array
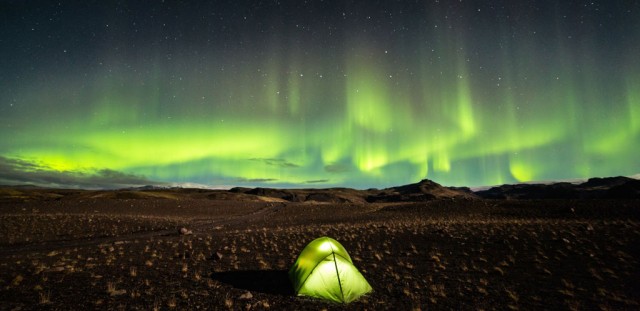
[{"x1": 0, "y1": 187, "x2": 639, "y2": 310}]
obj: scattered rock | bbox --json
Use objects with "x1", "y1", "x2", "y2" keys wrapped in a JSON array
[
  {"x1": 239, "y1": 291, "x2": 253, "y2": 300},
  {"x1": 109, "y1": 289, "x2": 127, "y2": 296},
  {"x1": 11, "y1": 275, "x2": 24, "y2": 286},
  {"x1": 48, "y1": 267, "x2": 65, "y2": 272}
]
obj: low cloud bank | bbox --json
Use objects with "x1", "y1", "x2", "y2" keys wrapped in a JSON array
[{"x1": 0, "y1": 156, "x2": 164, "y2": 189}]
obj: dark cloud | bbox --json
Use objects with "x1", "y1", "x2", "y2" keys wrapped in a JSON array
[
  {"x1": 0, "y1": 157, "x2": 41, "y2": 171},
  {"x1": 0, "y1": 156, "x2": 163, "y2": 189},
  {"x1": 324, "y1": 163, "x2": 351, "y2": 173},
  {"x1": 305, "y1": 179, "x2": 329, "y2": 184},
  {"x1": 234, "y1": 177, "x2": 278, "y2": 183},
  {"x1": 249, "y1": 158, "x2": 299, "y2": 168}
]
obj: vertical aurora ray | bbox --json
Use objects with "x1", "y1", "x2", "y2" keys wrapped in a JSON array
[
  {"x1": 0, "y1": 1, "x2": 638, "y2": 188},
  {"x1": 628, "y1": 78, "x2": 640, "y2": 133}
]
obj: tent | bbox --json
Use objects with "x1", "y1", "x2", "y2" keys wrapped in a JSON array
[{"x1": 289, "y1": 236, "x2": 372, "y2": 303}]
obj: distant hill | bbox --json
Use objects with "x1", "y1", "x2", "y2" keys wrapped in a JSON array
[
  {"x1": 229, "y1": 187, "x2": 370, "y2": 204},
  {"x1": 228, "y1": 179, "x2": 477, "y2": 204},
  {"x1": 475, "y1": 176, "x2": 640, "y2": 199},
  {"x1": 1, "y1": 176, "x2": 638, "y2": 203},
  {"x1": 365, "y1": 179, "x2": 478, "y2": 202}
]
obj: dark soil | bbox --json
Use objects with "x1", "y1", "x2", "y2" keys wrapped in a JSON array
[{"x1": 0, "y1": 191, "x2": 639, "y2": 310}]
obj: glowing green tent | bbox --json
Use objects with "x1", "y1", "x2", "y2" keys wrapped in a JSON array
[{"x1": 289, "y1": 236, "x2": 372, "y2": 303}]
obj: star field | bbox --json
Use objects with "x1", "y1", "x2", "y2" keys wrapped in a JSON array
[{"x1": 0, "y1": 1, "x2": 639, "y2": 188}]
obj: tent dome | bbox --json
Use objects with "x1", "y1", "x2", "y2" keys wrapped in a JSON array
[{"x1": 289, "y1": 236, "x2": 372, "y2": 303}]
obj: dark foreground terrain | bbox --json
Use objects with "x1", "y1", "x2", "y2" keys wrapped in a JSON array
[{"x1": 0, "y1": 183, "x2": 639, "y2": 310}]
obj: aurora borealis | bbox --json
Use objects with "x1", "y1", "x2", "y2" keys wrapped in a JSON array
[{"x1": 1, "y1": 1, "x2": 639, "y2": 189}]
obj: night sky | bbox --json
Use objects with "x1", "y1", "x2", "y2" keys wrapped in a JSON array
[{"x1": 1, "y1": 1, "x2": 639, "y2": 189}]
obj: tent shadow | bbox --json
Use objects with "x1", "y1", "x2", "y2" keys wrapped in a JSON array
[{"x1": 210, "y1": 269, "x2": 294, "y2": 296}]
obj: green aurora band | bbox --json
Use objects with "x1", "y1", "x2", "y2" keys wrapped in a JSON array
[{"x1": 1, "y1": 2, "x2": 639, "y2": 188}]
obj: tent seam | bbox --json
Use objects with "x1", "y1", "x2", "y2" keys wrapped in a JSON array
[
  {"x1": 333, "y1": 253, "x2": 351, "y2": 263},
  {"x1": 296, "y1": 256, "x2": 324, "y2": 292},
  {"x1": 330, "y1": 243, "x2": 345, "y2": 303},
  {"x1": 298, "y1": 253, "x2": 349, "y2": 289},
  {"x1": 296, "y1": 238, "x2": 336, "y2": 292}
]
